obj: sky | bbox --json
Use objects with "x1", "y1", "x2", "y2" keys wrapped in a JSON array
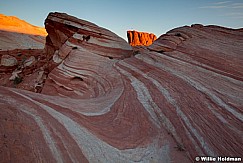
[{"x1": 0, "y1": 0, "x2": 243, "y2": 40}]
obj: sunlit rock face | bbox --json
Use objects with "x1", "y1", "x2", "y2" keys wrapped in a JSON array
[
  {"x1": 0, "y1": 14, "x2": 47, "y2": 50},
  {"x1": 0, "y1": 14, "x2": 47, "y2": 36},
  {"x1": 1, "y1": 12, "x2": 243, "y2": 163},
  {"x1": 127, "y1": 30, "x2": 157, "y2": 46}
]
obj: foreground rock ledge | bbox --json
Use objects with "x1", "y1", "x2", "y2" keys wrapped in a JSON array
[{"x1": 0, "y1": 12, "x2": 243, "y2": 162}]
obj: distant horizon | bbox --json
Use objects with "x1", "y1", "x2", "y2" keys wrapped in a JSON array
[{"x1": 1, "y1": 0, "x2": 243, "y2": 40}]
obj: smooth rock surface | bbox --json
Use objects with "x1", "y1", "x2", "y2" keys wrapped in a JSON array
[
  {"x1": 0, "y1": 14, "x2": 242, "y2": 163},
  {"x1": 0, "y1": 30, "x2": 46, "y2": 50},
  {"x1": 127, "y1": 30, "x2": 157, "y2": 46}
]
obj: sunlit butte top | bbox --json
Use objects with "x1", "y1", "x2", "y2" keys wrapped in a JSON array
[{"x1": 127, "y1": 30, "x2": 157, "y2": 46}]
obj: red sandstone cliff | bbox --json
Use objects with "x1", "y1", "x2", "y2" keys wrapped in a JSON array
[
  {"x1": 0, "y1": 13, "x2": 243, "y2": 162},
  {"x1": 127, "y1": 30, "x2": 157, "y2": 46}
]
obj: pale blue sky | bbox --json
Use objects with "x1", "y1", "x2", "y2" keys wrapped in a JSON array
[{"x1": 0, "y1": 0, "x2": 243, "y2": 40}]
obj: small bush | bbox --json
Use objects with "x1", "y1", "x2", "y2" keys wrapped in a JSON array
[
  {"x1": 82, "y1": 35, "x2": 91, "y2": 41},
  {"x1": 133, "y1": 50, "x2": 140, "y2": 55},
  {"x1": 175, "y1": 143, "x2": 185, "y2": 151},
  {"x1": 175, "y1": 33, "x2": 182, "y2": 37},
  {"x1": 13, "y1": 76, "x2": 23, "y2": 85}
]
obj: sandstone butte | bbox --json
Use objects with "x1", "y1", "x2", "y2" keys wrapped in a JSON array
[
  {"x1": 0, "y1": 14, "x2": 47, "y2": 50},
  {"x1": 0, "y1": 12, "x2": 243, "y2": 163},
  {"x1": 127, "y1": 30, "x2": 157, "y2": 46}
]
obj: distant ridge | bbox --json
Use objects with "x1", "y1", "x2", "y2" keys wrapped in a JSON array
[
  {"x1": 0, "y1": 14, "x2": 47, "y2": 50},
  {"x1": 0, "y1": 13, "x2": 47, "y2": 36}
]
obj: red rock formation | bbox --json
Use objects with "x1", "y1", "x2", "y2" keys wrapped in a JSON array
[
  {"x1": 0, "y1": 12, "x2": 243, "y2": 163},
  {"x1": 42, "y1": 12, "x2": 133, "y2": 97},
  {"x1": 127, "y1": 30, "x2": 157, "y2": 46}
]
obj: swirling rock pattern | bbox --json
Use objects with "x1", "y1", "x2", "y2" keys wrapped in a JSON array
[{"x1": 0, "y1": 13, "x2": 242, "y2": 162}]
